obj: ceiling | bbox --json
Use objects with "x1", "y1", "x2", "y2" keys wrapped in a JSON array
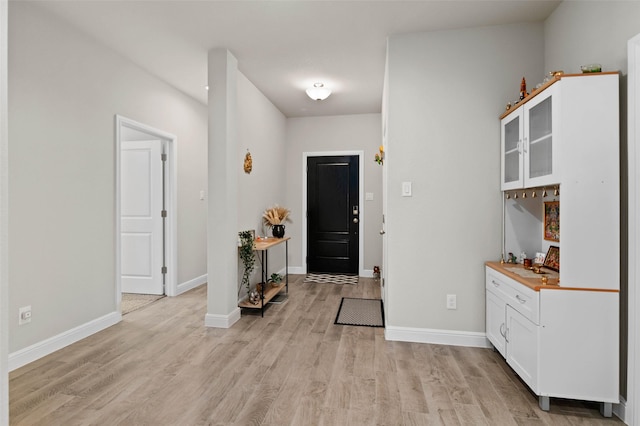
[{"x1": 35, "y1": 1, "x2": 561, "y2": 118}]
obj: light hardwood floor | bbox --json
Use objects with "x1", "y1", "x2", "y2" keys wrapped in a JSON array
[{"x1": 10, "y1": 276, "x2": 623, "y2": 425}]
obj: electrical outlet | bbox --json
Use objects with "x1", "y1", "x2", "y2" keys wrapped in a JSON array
[
  {"x1": 446, "y1": 294, "x2": 457, "y2": 310},
  {"x1": 19, "y1": 306, "x2": 32, "y2": 325}
]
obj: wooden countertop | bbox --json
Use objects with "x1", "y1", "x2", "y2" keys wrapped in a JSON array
[{"x1": 486, "y1": 262, "x2": 618, "y2": 293}]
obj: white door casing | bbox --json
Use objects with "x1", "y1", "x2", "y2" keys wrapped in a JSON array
[
  {"x1": 121, "y1": 140, "x2": 164, "y2": 295},
  {"x1": 115, "y1": 115, "x2": 177, "y2": 304}
]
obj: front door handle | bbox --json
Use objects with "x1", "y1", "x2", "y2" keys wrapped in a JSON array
[{"x1": 353, "y1": 218, "x2": 359, "y2": 224}]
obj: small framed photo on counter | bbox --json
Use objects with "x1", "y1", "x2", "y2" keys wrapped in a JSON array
[{"x1": 543, "y1": 245, "x2": 560, "y2": 271}]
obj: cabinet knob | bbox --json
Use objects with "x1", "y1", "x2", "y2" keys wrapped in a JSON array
[
  {"x1": 492, "y1": 280, "x2": 499, "y2": 287},
  {"x1": 515, "y1": 295, "x2": 526, "y2": 304}
]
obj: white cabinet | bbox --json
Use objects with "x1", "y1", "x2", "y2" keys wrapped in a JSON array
[
  {"x1": 505, "y1": 305, "x2": 538, "y2": 391},
  {"x1": 493, "y1": 73, "x2": 620, "y2": 415},
  {"x1": 485, "y1": 290, "x2": 506, "y2": 357},
  {"x1": 503, "y1": 73, "x2": 620, "y2": 291},
  {"x1": 500, "y1": 83, "x2": 559, "y2": 190},
  {"x1": 485, "y1": 264, "x2": 618, "y2": 416},
  {"x1": 485, "y1": 267, "x2": 538, "y2": 392}
]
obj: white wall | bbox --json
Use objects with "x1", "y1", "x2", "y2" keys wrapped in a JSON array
[
  {"x1": 8, "y1": 2, "x2": 207, "y2": 353},
  {"x1": 385, "y1": 23, "x2": 543, "y2": 335},
  {"x1": 285, "y1": 114, "x2": 383, "y2": 274},
  {"x1": 544, "y1": 1, "x2": 640, "y2": 77},
  {"x1": 237, "y1": 72, "x2": 287, "y2": 293}
]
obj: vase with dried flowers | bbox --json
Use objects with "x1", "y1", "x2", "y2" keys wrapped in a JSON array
[{"x1": 262, "y1": 205, "x2": 290, "y2": 238}]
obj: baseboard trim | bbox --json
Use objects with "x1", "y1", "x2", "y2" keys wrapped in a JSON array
[
  {"x1": 613, "y1": 396, "x2": 626, "y2": 423},
  {"x1": 361, "y1": 269, "x2": 374, "y2": 278},
  {"x1": 176, "y1": 274, "x2": 207, "y2": 296},
  {"x1": 385, "y1": 325, "x2": 492, "y2": 348},
  {"x1": 288, "y1": 266, "x2": 305, "y2": 275},
  {"x1": 9, "y1": 311, "x2": 121, "y2": 371},
  {"x1": 204, "y1": 308, "x2": 241, "y2": 329}
]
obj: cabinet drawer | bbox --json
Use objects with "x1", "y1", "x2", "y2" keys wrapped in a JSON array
[{"x1": 486, "y1": 267, "x2": 539, "y2": 324}]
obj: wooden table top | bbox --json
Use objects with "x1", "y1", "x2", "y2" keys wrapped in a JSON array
[{"x1": 253, "y1": 237, "x2": 290, "y2": 251}]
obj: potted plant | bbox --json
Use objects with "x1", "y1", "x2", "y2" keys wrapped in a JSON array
[
  {"x1": 238, "y1": 230, "x2": 256, "y2": 302},
  {"x1": 269, "y1": 273, "x2": 283, "y2": 288},
  {"x1": 262, "y1": 205, "x2": 291, "y2": 238}
]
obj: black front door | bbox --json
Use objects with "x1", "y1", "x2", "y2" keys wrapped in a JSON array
[{"x1": 307, "y1": 155, "x2": 359, "y2": 274}]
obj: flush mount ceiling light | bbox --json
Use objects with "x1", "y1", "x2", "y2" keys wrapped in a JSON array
[{"x1": 306, "y1": 83, "x2": 331, "y2": 101}]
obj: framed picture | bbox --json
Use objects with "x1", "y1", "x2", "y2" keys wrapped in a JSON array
[
  {"x1": 544, "y1": 201, "x2": 560, "y2": 242},
  {"x1": 543, "y1": 245, "x2": 560, "y2": 271},
  {"x1": 534, "y1": 252, "x2": 546, "y2": 265}
]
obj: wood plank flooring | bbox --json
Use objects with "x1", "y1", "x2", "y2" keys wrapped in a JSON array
[{"x1": 9, "y1": 276, "x2": 623, "y2": 425}]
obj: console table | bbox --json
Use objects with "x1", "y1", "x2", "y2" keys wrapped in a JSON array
[{"x1": 238, "y1": 237, "x2": 289, "y2": 316}]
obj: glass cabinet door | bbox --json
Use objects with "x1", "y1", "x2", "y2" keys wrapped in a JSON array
[
  {"x1": 525, "y1": 87, "x2": 556, "y2": 183},
  {"x1": 501, "y1": 111, "x2": 522, "y2": 189}
]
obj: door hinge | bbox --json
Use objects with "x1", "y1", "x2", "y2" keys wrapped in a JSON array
[
  {"x1": 161, "y1": 266, "x2": 167, "y2": 274},
  {"x1": 161, "y1": 153, "x2": 167, "y2": 162},
  {"x1": 161, "y1": 210, "x2": 167, "y2": 218}
]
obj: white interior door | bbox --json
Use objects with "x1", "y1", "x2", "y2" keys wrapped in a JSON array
[{"x1": 121, "y1": 140, "x2": 164, "y2": 295}]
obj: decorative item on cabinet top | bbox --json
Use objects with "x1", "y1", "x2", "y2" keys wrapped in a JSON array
[{"x1": 501, "y1": 71, "x2": 616, "y2": 118}]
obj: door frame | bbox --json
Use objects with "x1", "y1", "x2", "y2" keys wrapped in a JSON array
[
  {"x1": 302, "y1": 151, "x2": 364, "y2": 276},
  {"x1": 115, "y1": 115, "x2": 178, "y2": 304}
]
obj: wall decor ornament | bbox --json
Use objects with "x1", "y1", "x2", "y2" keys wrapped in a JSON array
[
  {"x1": 375, "y1": 145, "x2": 384, "y2": 165},
  {"x1": 544, "y1": 201, "x2": 559, "y2": 242},
  {"x1": 244, "y1": 150, "x2": 253, "y2": 174}
]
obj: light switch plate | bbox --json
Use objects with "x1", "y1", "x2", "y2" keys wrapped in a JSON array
[
  {"x1": 365, "y1": 192, "x2": 374, "y2": 201},
  {"x1": 402, "y1": 182, "x2": 412, "y2": 197}
]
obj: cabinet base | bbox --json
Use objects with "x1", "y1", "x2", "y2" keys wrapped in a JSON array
[
  {"x1": 539, "y1": 396, "x2": 613, "y2": 418},
  {"x1": 539, "y1": 396, "x2": 550, "y2": 411}
]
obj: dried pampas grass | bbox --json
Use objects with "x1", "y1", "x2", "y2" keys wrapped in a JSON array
[{"x1": 263, "y1": 205, "x2": 290, "y2": 226}]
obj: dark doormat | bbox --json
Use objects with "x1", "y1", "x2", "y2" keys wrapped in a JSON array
[{"x1": 334, "y1": 297, "x2": 384, "y2": 327}]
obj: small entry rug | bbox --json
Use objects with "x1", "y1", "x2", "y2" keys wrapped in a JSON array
[
  {"x1": 122, "y1": 293, "x2": 164, "y2": 315},
  {"x1": 335, "y1": 297, "x2": 385, "y2": 327},
  {"x1": 305, "y1": 273, "x2": 358, "y2": 285}
]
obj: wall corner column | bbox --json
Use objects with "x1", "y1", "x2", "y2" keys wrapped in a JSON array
[
  {"x1": 205, "y1": 49, "x2": 240, "y2": 328},
  {"x1": 0, "y1": 0, "x2": 8, "y2": 423}
]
